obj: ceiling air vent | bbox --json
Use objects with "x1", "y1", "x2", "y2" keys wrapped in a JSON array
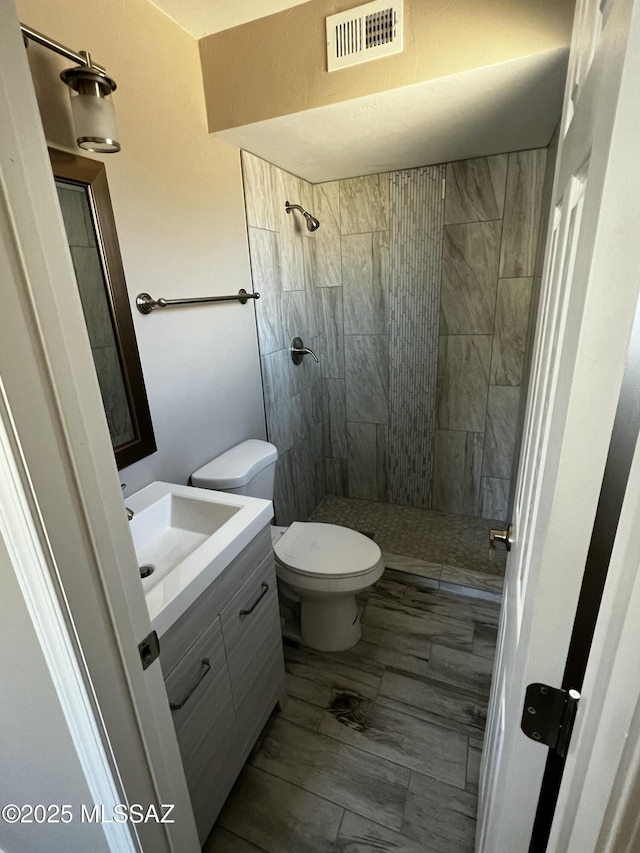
[{"x1": 326, "y1": 0, "x2": 403, "y2": 72}]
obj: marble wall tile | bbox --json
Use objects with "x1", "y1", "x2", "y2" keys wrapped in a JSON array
[
  {"x1": 277, "y1": 229, "x2": 305, "y2": 292},
  {"x1": 247, "y1": 227, "x2": 283, "y2": 355},
  {"x1": 274, "y1": 447, "x2": 297, "y2": 525},
  {"x1": 241, "y1": 151, "x2": 278, "y2": 230},
  {"x1": 483, "y1": 385, "x2": 520, "y2": 479},
  {"x1": 432, "y1": 430, "x2": 483, "y2": 516},
  {"x1": 70, "y1": 246, "x2": 115, "y2": 350},
  {"x1": 320, "y1": 287, "x2": 345, "y2": 379},
  {"x1": 340, "y1": 173, "x2": 390, "y2": 235},
  {"x1": 57, "y1": 185, "x2": 95, "y2": 248},
  {"x1": 283, "y1": 288, "x2": 308, "y2": 343},
  {"x1": 444, "y1": 154, "x2": 508, "y2": 225},
  {"x1": 347, "y1": 422, "x2": 388, "y2": 501},
  {"x1": 499, "y1": 149, "x2": 547, "y2": 278},
  {"x1": 313, "y1": 181, "x2": 342, "y2": 288},
  {"x1": 440, "y1": 221, "x2": 502, "y2": 335},
  {"x1": 323, "y1": 378, "x2": 347, "y2": 458},
  {"x1": 490, "y1": 278, "x2": 533, "y2": 385},
  {"x1": 325, "y1": 457, "x2": 348, "y2": 496},
  {"x1": 217, "y1": 765, "x2": 343, "y2": 852},
  {"x1": 92, "y1": 345, "x2": 134, "y2": 446},
  {"x1": 343, "y1": 233, "x2": 389, "y2": 335},
  {"x1": 479, "y1": 477, "x2": 510, "y2": 521},
  {"x1": 436, "y1": 336, "x2": 491, "y2": 432},
  {"x1": 261, "y1": 350, "x2": 293, "y2": 454},
  {"x1": 345, "y1": 335, "x2": 389, "y2": 424}
]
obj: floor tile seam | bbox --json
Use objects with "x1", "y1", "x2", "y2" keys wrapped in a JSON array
[
  {"x1": 215, "y1": 825, "x2": 270, "y2": 853},
  {"x1": 336, "y1": 808, "x2": 441, "y2": 850},
  {"x1": 376, "y1": 695, "x2": 487, "y2": 741},
  {"x1": 406, "y1": 767, "x2": 479, "y2": 811},
  {"x1": 363, "y1": 593, "x2": 482, "y2": 629},
  {"x1": 305, "y1": 706, "x2": 471, "y2": 792},
  {"x1": 241, "y1": 762, "x2": 348, "y2": 839},
  {"x1": 248, "y1": 755, "x2": 403, "y2": 835},
  {"x1": 283, "y1": 661, "x2": 383, "y2": 696},
  {"x1": 401, "y1": 813, "x2": 479, "y2": 851},
  {"x1": 381, "y1": 665, "x2": 491, "y2": 703}
]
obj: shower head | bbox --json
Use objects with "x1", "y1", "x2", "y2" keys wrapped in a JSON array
[{"x1": 285, "y1": 201, "x2": 320, "y2": 232}]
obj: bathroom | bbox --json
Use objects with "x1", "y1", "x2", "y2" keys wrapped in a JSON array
[{"x1": 6, "y1": 0, "x2": 640, "y2": 851}]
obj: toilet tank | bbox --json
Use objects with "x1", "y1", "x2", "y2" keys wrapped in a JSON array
[{"x1": 191, "y1": 440, "x2": 278, "y2": 500}]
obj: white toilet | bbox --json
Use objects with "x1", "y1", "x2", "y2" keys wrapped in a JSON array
[{"x1": 191, "y1": 439, "x2": 384, "y2": 652}]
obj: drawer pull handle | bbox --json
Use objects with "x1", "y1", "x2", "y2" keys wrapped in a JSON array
[
  {"x1": 239, "y1": 582, "x2": 269, "y2": 617},
  {"x1": 169, "y1": 658, "x2": 211, "y2": 711}
]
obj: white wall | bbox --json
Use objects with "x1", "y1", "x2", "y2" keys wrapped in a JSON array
[{"x1": 17, "y1": 0, "x2": 266, "y2": 494}]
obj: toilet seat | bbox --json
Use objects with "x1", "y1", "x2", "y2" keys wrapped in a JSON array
[{"x1": 273, "y1": 522, "x2": 382, "y2": 579}]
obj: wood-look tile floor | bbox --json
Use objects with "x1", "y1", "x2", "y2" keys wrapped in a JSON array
[{"x1": 205, "y1": 569, "x2": 500, "y2": 852}]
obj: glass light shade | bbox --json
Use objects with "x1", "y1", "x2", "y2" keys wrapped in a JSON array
[{"x1": 69, "y1": 92, "x2": 121, "y2": 153}]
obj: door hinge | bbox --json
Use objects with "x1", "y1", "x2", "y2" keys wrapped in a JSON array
[
  {"x1": 138, "y1": 630, "x2": 160, "y2": 670},
  {"x1": 521, "y1": 683, "x2": 580, "y2": 758}
]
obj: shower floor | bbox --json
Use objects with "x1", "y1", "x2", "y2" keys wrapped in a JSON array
[{"x1": 308, "y1": 496, "x2": 506, "y2": 594}]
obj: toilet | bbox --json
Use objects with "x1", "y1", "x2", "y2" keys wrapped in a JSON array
[{"x1": 191, "y1": 439, "x2": 384, "y2": 652}]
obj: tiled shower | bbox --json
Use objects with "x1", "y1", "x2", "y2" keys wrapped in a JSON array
[{"x1": 242, "y1": 148, "x2": 549, "y2": 526}]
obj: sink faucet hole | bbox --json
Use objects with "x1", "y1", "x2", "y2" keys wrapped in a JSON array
[{"x1": 140, "y1": 564, "x2": 155, "y2": 579}]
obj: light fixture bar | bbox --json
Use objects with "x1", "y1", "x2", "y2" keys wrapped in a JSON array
[{"x1": 20, "y1": 23, "x2": 106, "y2": 74}]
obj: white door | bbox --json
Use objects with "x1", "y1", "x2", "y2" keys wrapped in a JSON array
[
  {"x1": 0, "y1": 8, "x2": 199, "y2": 852},
  {"x1": 477, "y1": 0, "x2": 640, "y2": 849}
]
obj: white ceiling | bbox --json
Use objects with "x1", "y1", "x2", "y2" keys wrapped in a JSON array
[
  {"x1": 148, "y1": 1, "x2": 569, "y2": 183},
  {"x1": 149, "y1": 0, "x2": 313, "y2": 37},
  {"x1": 216, "y1": 49, "x2": 568, "y2": 183}
]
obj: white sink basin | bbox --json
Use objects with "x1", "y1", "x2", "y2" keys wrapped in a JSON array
[{"x1": 127, "y1": 481, "x2": 273, "y2": 635}]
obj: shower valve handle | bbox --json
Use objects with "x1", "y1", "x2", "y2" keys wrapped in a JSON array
[{"x1": 291, "y1": 337, "x2": 319, "y2": 365}]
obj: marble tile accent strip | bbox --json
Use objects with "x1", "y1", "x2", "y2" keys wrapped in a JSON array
[
  {"x1": 388, "y1": 165, "x2": 445, "y2": 509},
  {"x1": 313, "y1": 181, "x2": 342, "y2": 288},
  {"x1": 217, "y1": 765, "x2": 343, "y2": 852},
  {"x1": 436, "y1": 335, "x2": 491, "y2": 432},
  {"x1": 499, "y1": 148, "x2": 547, "y2": 278},
  {"x1": 252, "y1": 717, "x2": 410, "y2": 830},
  {"x1": 345, "y1": 335, "x2": 389, "y2": 424},
  {"x1": 440, "y1": 220, "x2": 502, "y2": 335},
  {"x1": 340, "y1": 173, "x2": 390, "y2": 235},
  {"x1": 342, "y1": 233, "x2": 389, "y2": 335},
  {"x1": 444, "y1": 154, "x2": 508, "y2": 225},
  {"x1": 490, "y1": 277, "x2": 533, "y2": 385},
  {"x1": 483, "y1": 385, "x2": 521, "y2": 479}
]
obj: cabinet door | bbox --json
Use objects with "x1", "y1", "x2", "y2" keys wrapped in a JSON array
[
  {"x1": 221, "y1": 556, "x2": 285, "y2": 756},
  {"x1": 165, "y1": 616, "x2": 239, "y2": 843}
]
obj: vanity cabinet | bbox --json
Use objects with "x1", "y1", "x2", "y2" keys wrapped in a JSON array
[{"x1": 159, "y1": 525, "x2": 285, "y2": 843}]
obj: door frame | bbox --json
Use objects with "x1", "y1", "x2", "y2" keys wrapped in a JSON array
[{"x1": 0, "y1": 6, "x2": 199, "y2": 850}]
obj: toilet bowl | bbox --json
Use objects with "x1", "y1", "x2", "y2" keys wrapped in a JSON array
[
  {"x1": 272, "y1": 521, "x2": 383, "y2": 651},
  {"x1": 191, "y1": 440, "x2": 384, "y2": 652}
]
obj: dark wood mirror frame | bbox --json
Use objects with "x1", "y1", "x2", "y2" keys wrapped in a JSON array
[{"x1": 49, "y1": 147, "x2": 156, "y2": 469}]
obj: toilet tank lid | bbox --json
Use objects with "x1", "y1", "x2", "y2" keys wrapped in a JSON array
[{"x1": 191, "y1": 440, "x2": 278, "y2": 489}]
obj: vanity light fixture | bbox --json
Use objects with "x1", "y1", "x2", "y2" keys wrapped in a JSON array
[{"x1": 21, "y1": 23, "x2": 120, "y2": 153}]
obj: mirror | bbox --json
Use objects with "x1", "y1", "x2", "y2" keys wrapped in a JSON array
[{"x1": 49, "y1": 147, "x2": 156, "y2": 469}]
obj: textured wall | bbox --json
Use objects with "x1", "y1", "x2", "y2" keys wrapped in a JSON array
[{"x1": 245, "y1": 148, "x2": 547, "y2": 523}]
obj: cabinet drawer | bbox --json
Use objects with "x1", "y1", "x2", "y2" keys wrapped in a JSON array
[
  {"x1": 165, "y1": 617, "x2": 238, "y2": 842},
  {"x1": 220, "y1": 556, "x2": 285, "y2": 754}
]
